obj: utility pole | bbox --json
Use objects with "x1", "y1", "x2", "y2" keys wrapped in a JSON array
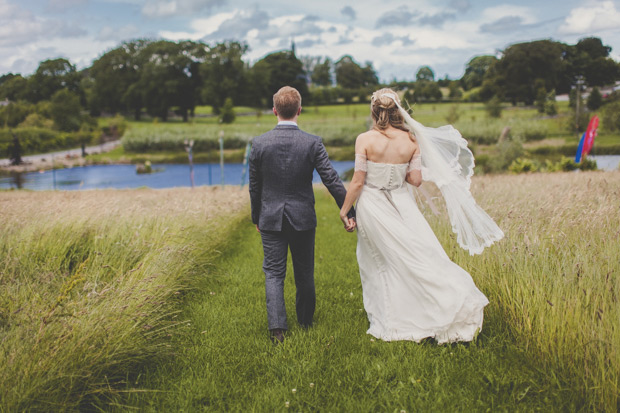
[{"x1": 575, "y1": 75, "x2": 585, "y2": 133}]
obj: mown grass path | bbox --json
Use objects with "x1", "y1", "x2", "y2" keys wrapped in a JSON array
[{"x1": 122, "y1": 189, "x2": 581, "y2": 412}]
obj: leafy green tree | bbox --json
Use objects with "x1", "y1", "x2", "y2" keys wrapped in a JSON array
[
  {"x1": 0, "y1": 74, "x2": 28, "y2": 101},
  {"x1": 413, "y1": 82, "x2": 442, "y2": 102},
  {"x1": 416, "y1": 66, "x2": 435, "y2": 82},
  {"x1": 89, "y1": 40, "x2": 151, "y2": 116},
  {"x1": 311, "y1": 58, "x2": 332, "y2": 86},
  {"x1": 335, "y1": 55, "x2": 364, "y2": 89},
  {"x1": 136, "y1": 40, "x2": 207, "y2": 121},
  {"x1": 201, "y1": 42, "x2": 248, "y2": 114},
  {"x1": 50, "y1": 89, "x2": 82, "y2": 131},
  {"x1": 448, "y1": 81, "x2": 463, "y2": 99},
  {"x1": 9, "y1": 131, "x2": 22, "y2": 165},
  {"x1": 0, "y1": 102, "x2": 32, "y2": 127},
  {"x1": 250, "y1": 51, "x2": 308, "y2": 107},
  {"x1": 460, "y1": 55, "x2": 497, "y2": 90},
  {"x1": 567, "y1": 37, "x2": 619, "y2": 87},
  {"x1": 535, "y1": 86, "x2": 547, "y2": 113},
  {"x1": 485, "y1": 40, "x2": 571, "y2": 104},
  {"x1": 576, "y1": 37, "x2": 611, "y2": 59},
  {"x1": 545, "y1": 90, "x2": 558, "y2": 116},
  {"x1": 27, "y1": 58, "x2": 81, "y2": 103},
  {"x1": 361, "y1": 62, "x2": 379, "y2": 86},
  {"x1": 587, "y1": 87, "x2": 603, "y2": 110}
]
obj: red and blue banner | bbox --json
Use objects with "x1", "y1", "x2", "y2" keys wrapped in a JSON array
[{"x1": 575, "y1": 115, "x2": 599, "y2": 163}]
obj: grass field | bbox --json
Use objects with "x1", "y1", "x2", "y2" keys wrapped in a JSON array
[
  {"x1": 101, "y1": 101, "x2": 620, "y2": 167},
  {"x1": 2, "y1": 172, "x2": 618, "y2": 411}
]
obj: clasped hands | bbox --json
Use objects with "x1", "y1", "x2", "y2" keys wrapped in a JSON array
[{"x1": 340, "y1": 214, "x2": 356, "y2": 232}]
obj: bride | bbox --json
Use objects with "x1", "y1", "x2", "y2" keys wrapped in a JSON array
[{"x1": 339, "y1": 88, "x2": 504, "y2": 344}]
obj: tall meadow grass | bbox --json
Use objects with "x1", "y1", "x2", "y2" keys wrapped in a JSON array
[
  {"x1": 0, "y1": 188, "x2": 248, "y2": 410},
  {"x1": 428, "y1": 171, "x2": 620, "y2": 410}
]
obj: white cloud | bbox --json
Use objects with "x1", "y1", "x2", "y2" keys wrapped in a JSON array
[
  {"x1": 97, "y1": 24, "x2": 139, "y2": 42},
  {"x1": 558, "y1": 1, "x2": 620, "y2": 35},
  {"x1": 481, "y1": 5, "x2": 534, "y2": 24},
  {"x1": 0, "y1": 0, "x2": 86, "y2": 48},
  {"x1": 142, "y1": 0, "x2": 226, "y2": 18}
]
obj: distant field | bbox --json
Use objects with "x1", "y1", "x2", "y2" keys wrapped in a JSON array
[{"x1": 116, "y1": 102, "x2": 620, "y2": 161}]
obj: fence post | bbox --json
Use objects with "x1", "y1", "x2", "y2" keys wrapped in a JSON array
[
  {"x1": 240, "y1": 141, "x2": 251, "y2": 188},
  {"x1": 219, "y1": 131, "x2": 225, "y2": 188}
]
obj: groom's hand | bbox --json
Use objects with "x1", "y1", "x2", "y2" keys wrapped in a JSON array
[
  {"x1": 255, "y1": 225, "x2": 260, "y2": 233},
  {"x1": 344, "y1": 217, "x2": 356, "y2": 232}
]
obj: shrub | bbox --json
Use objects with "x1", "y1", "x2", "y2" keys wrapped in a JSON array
[
  {"x1": 509, "y1": 158, "x2": 539, "y2": 173},
  {"x1": 219, "y1": 98, "x2": 236, "y2": 124},
  {"x1": 488, "y1": 138, "x2": 523, "y2": 172},
  {"x1": 0, "y1": 127, "x2": 81, "y2": 157},
  {"x1": 578, "y1": 157, "x2": 597, "y2": 171},
  {"x1": 601, "y1": 101, "x2": 620, "y2": 132},
  {"x1": 557, "y1": 156, "x2": 579, "y2": 171},
  {"x1": 485, "y1": 96, "x2": 503, "y2": 118},
  {"x1": 18, "y1": 113, "x2": 54, "y2": 129},
  {"x1": 0, "y1": 101, "x2": 33, "y2": 127},
  {"x1": 101, "y1": 114, "x2": 127, "y2": 141},
  {"x1": 445, "y1": 104, "x2": 460, "y2": 124},
  {"x1": 50, "y1": 89, "x2": 83, "y2": 132},
  {"x1": 544, "y1": 100, "x2": 558, "y2": 116}
]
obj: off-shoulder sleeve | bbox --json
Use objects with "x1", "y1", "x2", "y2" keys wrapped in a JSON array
[
  {"x1": 354, "y1": 153, "x2": 368, "y2": 172},
  {"x1": 407, "y1": 152, "x2": 422, "y2": 173}
]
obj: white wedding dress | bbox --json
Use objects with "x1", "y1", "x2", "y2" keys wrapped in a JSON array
[{"x1": 355, "y1": 157, "x2": 489, "y2": 344}]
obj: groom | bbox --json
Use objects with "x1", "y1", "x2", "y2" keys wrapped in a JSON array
[{"x1": 249, "y1": 86, "x2": 356, "y2": 343}]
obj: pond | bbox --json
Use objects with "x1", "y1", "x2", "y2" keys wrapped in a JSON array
[
  {"x1": 0, "y1": 161, "x2": 356, "y2": 191},
  {"x1": 589, "y1": 155, "x2": 620, "y2": 171}
]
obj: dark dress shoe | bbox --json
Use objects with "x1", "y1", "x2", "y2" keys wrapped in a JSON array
[{"x1": 270, "y1": 328, "x2": 286, "y2": 344}]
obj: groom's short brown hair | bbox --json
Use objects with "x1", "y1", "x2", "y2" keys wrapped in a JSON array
[{"x1": 273, "y1": 86, "x2": 301, "y2": 120}]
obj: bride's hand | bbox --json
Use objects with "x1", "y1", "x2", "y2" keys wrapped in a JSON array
[{"x1": 340, "y1": 213, "x2": 356, "y2": 232}]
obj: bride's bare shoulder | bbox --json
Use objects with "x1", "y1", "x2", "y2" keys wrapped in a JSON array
[{"x1": 356, "y1": 130, "x2": 381, "y2": 142}]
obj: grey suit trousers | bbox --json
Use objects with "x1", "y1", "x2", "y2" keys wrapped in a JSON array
[{"x1": 260, "y1": 217, "x2": 315, "y2": 330}]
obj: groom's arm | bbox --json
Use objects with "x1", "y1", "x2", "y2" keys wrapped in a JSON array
[
  {"x1": 314, "y1": 138, "x2": 355, "y2": 219},
  {"x1": 248, "y1": 141, "x2": 262, "y2": 226}
]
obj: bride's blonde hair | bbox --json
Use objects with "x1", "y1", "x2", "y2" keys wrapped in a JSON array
[{"x1": 370, "y1": 88, "x2": 410, "y2": 134}]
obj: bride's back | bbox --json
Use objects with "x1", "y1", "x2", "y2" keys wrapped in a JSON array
[{"x1": 360, "y1": 127, "x2": 417, "y2": 164}]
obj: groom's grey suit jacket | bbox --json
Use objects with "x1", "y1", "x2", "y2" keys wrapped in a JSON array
[{"x1": 249, "y1": 124, "x2": 354, "y2": 232}]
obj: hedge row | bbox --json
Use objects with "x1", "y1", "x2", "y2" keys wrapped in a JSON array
[{"x1": 0, "y1": 128, "x2": 90, "y2": 158}]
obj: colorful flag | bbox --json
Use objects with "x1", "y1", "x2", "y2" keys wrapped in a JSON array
[
  {"x1": 575, "y1": 133, "x2": 586, "y2": 163},
  {"x1": 582, "y1": 115, "x2": 599, "y2": 156}
]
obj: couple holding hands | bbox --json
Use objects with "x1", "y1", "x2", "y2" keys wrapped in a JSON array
[{"x1": 249, "y1": 86, "x2": 503, "y2": 344}]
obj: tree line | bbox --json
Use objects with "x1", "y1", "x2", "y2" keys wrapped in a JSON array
[
  {"x1": 0, "y1": 36, "x2": 619, "y2": 131},
  {"x1": 0, "y1": 40, "x2": 380, "y2": 128}
]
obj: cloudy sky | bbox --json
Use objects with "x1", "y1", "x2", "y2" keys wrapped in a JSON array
[{"x1": 2, "y1": 0, "x2": 620, "y2": 81}]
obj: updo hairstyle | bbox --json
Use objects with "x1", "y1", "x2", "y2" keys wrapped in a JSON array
[{"x1": 370, "y1": 88, "x2": 410, "y2": 134}]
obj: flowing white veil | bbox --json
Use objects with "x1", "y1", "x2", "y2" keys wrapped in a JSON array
[{"x1": 381, "y1": 93, "x2": 504, "y2": 255}]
